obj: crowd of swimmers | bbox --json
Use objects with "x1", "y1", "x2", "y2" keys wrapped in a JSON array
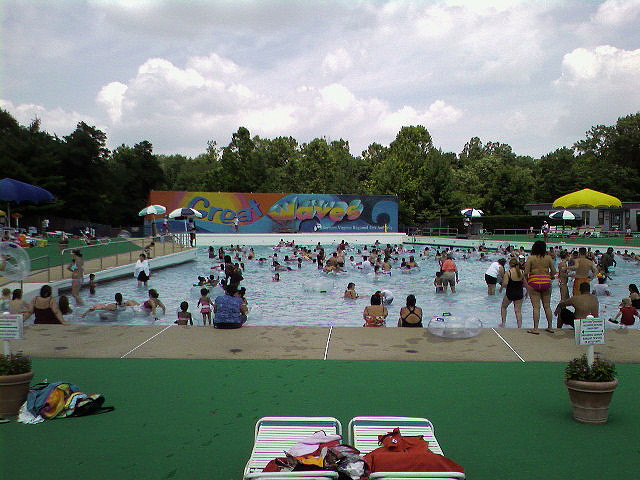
[{"x1": 14, "y1": 239, "x2": 640, "y2": 331}]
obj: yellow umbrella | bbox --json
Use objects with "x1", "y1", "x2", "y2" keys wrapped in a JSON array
[{"x1": 552, "y1": 189, "x2": 622, "y2": 208}]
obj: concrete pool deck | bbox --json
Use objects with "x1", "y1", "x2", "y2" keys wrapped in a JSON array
[{"x1": 11, "y1": 324, "x2": 640, "y2": 363}]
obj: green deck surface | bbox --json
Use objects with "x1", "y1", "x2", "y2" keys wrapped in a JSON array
[{"x1": 2, "y1": 359, "x2": 638, "y2": 479}]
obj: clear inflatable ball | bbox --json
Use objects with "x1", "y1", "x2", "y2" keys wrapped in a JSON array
[
  {"x1": 0, "y1": 242, "x2": 31, "y2": 281},
  {"x1": 428, "y1": 312, "x2": 483, "y2": 339}
]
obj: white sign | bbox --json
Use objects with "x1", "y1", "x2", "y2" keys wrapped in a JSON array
[
  {"x1": 0, "y1": 314, "x2": 23, "y2": 340},
  {"x1": 576, "y1": 316, "x2": 605, "y2": 345}
]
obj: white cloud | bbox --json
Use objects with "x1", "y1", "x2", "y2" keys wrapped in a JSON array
[
  {"x1": 96, "y1": 82, "x2": 128, "y2": 122},
  {"x1": 556, "y1": 45, "x2": 640, "y2": 87},
  {"x1": 0, "y1": 99, "x2": 101, "y2": 136},
  {"x1": 592, "y1": 0, "x2": 640, "y2": 25},
  {"x1": 322, "y1": 48, "x2": 353, "y2": 75}
]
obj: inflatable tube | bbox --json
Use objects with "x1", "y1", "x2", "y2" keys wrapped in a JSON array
[{"x1": 427, "y1": 313, "x2": 483, "y2": 338}]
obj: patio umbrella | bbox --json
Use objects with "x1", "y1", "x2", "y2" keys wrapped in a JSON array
[
  {"x1": 460, "y1": 208, "x2": 484, "y2": 218},
  {"x1": 549, "y1": 209, "x2": 576, "y2": 233},
  {"x1": 549, "y1": 210, "x2": 576, "y2": 221},
  {"x1": 552, "y1": 189, "x2": 621, "y2": 208},
  {"x1": 139, "y1": 205, "x2": 166, "y2": 237},
  {"x1": 168, "y1": 208, "x2": 204, "y2": 232},
  {"x1": 0, "y1": 178, "x2": 55, "y2": 228},
  {"x1": 138, "y1": 205, "x2": 166, "y2": 216}
]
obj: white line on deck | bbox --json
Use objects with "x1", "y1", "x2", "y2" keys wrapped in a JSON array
[
  {"x1": 120, "y1": 325, "x2": 174, "y2": 358},
  {"x1": 323, "y1": 325, "x2": 333, "y2": 360},
  {"x1": 491, "y1": 328, "x2": 525, "y2": 363}
]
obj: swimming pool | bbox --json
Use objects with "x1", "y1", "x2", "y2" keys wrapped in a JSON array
[{"x1": 57, "y1": 245, "x2": 638, "y2": 329}]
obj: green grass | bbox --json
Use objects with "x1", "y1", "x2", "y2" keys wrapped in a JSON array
[
  {"x1": 2, "y1": 359, "x2": 638, "y2": 480},
  {"x1": 25, "y1": 238, "x2": 142, "y2": 270}
]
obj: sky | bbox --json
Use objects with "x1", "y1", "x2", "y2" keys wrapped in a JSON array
[{"x1": 1, "y1": 0, "x2": 639, "y2": 159}]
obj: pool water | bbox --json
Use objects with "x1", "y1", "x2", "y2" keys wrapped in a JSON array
[{"x1": 60, "y1": 245, "x2": 638, "y2": 329}]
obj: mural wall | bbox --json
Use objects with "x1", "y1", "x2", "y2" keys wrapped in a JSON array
[{"x1": 147, "y1": 191, "x2": 398, "y2": 233}]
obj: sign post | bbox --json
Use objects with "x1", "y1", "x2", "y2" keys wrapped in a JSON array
[
  {"x1": 575, "y1": 315, "x2": 605, "y2": 364},
  {"x1": 0, "y1": 314, "x2": 24, "y2": 355}
]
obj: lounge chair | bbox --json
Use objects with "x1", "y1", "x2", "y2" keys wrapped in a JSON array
[
  {"x1": 244, "y1": 416, "x2": 342, "y2": 479},
  {"x1": 348, "y1": 416, "x2": 465, "y2": 480}
]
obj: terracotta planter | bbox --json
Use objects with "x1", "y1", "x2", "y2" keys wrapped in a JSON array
[
  {"x1": 0, "y1": 371, "x2": 34, "y2": 416},
  {"x1": 565, "y1": 378, "x2": 618, "y2": 424}
]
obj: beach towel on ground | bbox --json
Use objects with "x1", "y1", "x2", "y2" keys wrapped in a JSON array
[{"x1": 25, "y1": 382, "x2": 114, "y2": 419}]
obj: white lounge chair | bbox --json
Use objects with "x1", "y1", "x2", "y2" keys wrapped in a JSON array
[
  {"x1": 244, "y1": 416, "x2": 342, "y2": 479},
  {"x1": 348, "y1": 416, "x2": 465, "y2": 480}
]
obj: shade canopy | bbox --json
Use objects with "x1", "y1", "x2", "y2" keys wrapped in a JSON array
[
  {"x1": 552, "y1": 189, "x2": 621, "y2": 209},
  {"x1": 461, "y1": 208, "x2": 484, "y2": 218},
  {"x1": 138, "y1": 205, "x2": 166, "y2": 216},
  {"x1": 549, "y1": 210, "x2": 576, "y2": 221},
  {"x1": 0, "y1": 178, "x2": 55, "y2": 203},
  {"x1": 168, "y1": 208, "x2": 204, "y2": 219}
]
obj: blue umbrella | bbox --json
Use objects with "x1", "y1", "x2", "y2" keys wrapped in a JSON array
[{"x1": 0, "y1": 178, "x2": 55, "y2": 228}]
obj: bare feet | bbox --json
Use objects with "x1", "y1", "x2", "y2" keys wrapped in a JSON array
[
  {"x1": 527, "y1": 329, "x2": 540, "y2": 335},
  {"x1": 545, "y1": 328, "x2": 555, "y2": 333}
]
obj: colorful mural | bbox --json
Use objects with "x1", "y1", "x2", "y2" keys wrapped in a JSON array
[{"x1": 147, "y1": 191, "x2": 398, "y2": 233}]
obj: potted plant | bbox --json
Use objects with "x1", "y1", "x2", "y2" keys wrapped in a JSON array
[
  {"x1": 0, "y1": 352, "x2": 33, "y2": 417},
  {"x1": 564, "y1": 354, "x2": 617, "y2": 424}
]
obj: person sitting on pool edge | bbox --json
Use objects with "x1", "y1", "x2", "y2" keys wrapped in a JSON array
[
  {"x1": 363, "y1": 292, "x2": 388, "y2": 327},
  {"x1": 554, "y1": 282, "x2": 599, "y2": 329},
  {"x1": 398, "y1": 294, "x2": 423, "y2": 327},
  {"x1": 213, "y1": 284, "x2": 248, "y2": 329}
]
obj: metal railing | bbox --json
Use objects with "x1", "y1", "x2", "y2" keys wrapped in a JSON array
[{"x1": 407, "y1": 227, "x2": 459, "y2": 237}]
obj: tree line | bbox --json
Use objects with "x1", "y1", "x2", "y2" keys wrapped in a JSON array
[{"x1": 1, "y1": 108, "x2": 638, "y2": 227}]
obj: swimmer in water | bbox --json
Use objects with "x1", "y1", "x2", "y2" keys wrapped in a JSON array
[
  {"x1": 344, "y1": 282, "x2": 358, "y2": 299},
  {"x1": 272, "y1": 273, "x2": 280, "y2": 282},
  {"x1": 82, "y1": 293, "x2": 139, "y2": 317}
]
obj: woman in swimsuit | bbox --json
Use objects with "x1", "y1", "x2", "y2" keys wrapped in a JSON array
[
  {"x1": 524, "y1": 240, "x2": 557, "y2": 334},
  {"x1": 500, "y1": 258, "x2": 525, "y2": 328},
  {"x1": 398, "y1": 294, "x2": 423, "y2": 327},
  {"x1": 68, "y1": 250, "x2": 84, "y2": 306},
  {"x1": 363, "y1": 292, "x2": 388, "y2": 327},
  {"x1": 24, "y1": 285, "x2": 66, "y2": 324}
]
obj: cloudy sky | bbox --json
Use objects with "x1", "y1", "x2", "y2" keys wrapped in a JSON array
[{"x1": 2, "y1": 0, "x2": 639, "y2": 158}]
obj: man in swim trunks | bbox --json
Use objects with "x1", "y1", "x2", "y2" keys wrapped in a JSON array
[
  {"x1": 570, "y1": 247, "x2": 598, "y2": 296},
  {"x1": 554, "y1": 282, "x2": 599, "y2": 329}
]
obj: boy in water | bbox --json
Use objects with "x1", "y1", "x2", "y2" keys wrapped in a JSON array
[
  {"x1": 344, "y1": 282, "x2": 358, "y2": 299},
  {"x1": 88, "y1": 273, "x2": 97, "y2": 295},
  {"x1": 433, "y1": 272, "x2": 444, "y2": 293}
]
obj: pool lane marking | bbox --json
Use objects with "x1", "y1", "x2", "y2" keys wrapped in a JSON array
[
  {"x1": 323, "y1": 325, "x2": 333, "y2": 360},
  {"x1": 491, "y1": 328, "x2": 525, "y2": 363},
  {"x1": 120, "y1": 325, "x2": 174, "y2": 358}
]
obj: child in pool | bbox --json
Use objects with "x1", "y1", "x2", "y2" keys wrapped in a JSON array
[
  {"x1": 142, "y1": 289, "x2": 166, "y2": 320},
  {"x1": 88, "y1": 273, "x2": 97, "y2": 295},
  {"x1": 344, "y1": 282, "x2": 358, "y2": 299},
  {"x1": 608, "y1": 297, "x2": 639, "y2": 327},
  {"x1": 434, "y1": 271, "x2": 444, "y2": 293},
  {"x1": 197, "y1": 288, "x2": 212, "y2": 326},
  {"x1": 272, "y1": 273, "x2": 280, "y2": 282},
  {"x1": 175, "y1": 301, "x2": 193, "y2": 326}
]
